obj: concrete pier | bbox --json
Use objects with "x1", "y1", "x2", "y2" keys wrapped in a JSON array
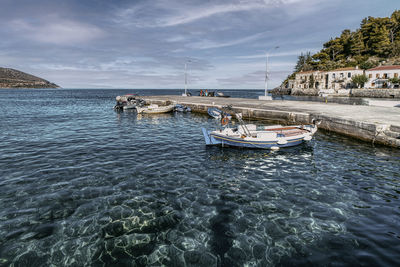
[{"x1": 143, "y1": 96, "x2": 400, "y2": 148}]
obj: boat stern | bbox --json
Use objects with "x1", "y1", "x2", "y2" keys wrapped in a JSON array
[{"x1": 202, "y1": 128, "x2": 221, "y2": 145}]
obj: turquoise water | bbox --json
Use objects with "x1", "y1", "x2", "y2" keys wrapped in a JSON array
[{"x1": 0, "y1": 89, "x2": 399, "y2": 266}]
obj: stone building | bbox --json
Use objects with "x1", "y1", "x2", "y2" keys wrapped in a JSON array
[
  {"x1": 294, "y1": 70, "x2": 324, "y2": 89},
  {"x1": 365, "y1": 65, "x2": 400, "y2": 89},
  {"x1": 324, "y1": 67, "x2": 364, "y2": 90},
  {"x1": 292, "y1": 65, "x2": 400, "y2": 90},
  {"x1": 293, "y1": 67, "x2": 364, "y2": 90}
]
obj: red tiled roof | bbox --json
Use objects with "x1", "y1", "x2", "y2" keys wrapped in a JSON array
[
  {"x1": 367, "y1": 65, "x2": 400, "y2": 71},
  {"x1": 297, "y1": 70, "x2": 319, "y2": 74},
  {"x1": 329, "y1": 67, "x2": 360, "y2": 72}
]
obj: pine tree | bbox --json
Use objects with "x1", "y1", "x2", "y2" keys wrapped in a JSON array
[
  {"x1": 369, "y1": 21, "x2": 391, "y2": 56},
  {"x1": 289, "y1": 10, "x2": 400, "y2": 78},
  {"x1": 350, "y1": 30, "x2": 365, "y2": 56},
  {"x1": 294, "y1": 52, "x2": 314, "y2": 72}
]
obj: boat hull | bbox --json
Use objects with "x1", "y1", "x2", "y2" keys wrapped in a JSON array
[
  {"x1": 207, "y1": 107, "x2": 231, "y2": 119},
  {"x1": 136, "y1": 105, "x2": 174, "y2": 114},
  {"x1": 202, "y1": 127, "x2": 313, "y2": 149}
]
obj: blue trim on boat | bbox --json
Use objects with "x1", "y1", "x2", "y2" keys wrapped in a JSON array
[{"x1": 209, "y1": 133, "x2": 304, "y2": 149}]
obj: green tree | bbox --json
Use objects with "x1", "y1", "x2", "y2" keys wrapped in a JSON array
[
  {"x1": 294, "y1": 52, "x2": 314, "y2": 72},
  {"x1": 340, "y1": 29, "x2": 352, "y2": 58},
  {"x1": 351, "y1": 74, "x2": 369, "y2": 88},
  {"x1": 323, "y1": 37, "x2": 344, "y2": 61},
  {"x1": 361, "y1": 16, "x2": 391, "y2": 56},
  {"x1": 389, "y1": 10, "x2": 400, "y2": 56},
  {"x1": 370, "y1": 23, "x2": 391, "y2": 56},
  {"x1": 359, "y1": 61, "x2": 377, "y2": 70},
  {"x1": 389, "y1": 77, "x2": 400, "y2": 84},
  {"x1": 350, "y1": 30, "x2": 366, "y2": 56},
  {"x1": 289, "y1": 11, "x2": 400, "y2": 80}
]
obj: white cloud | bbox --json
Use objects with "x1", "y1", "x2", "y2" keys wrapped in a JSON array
[
  {"x1": 10, "y1": 17, "x2": 105, "y2": 45},
  {"x1": 117, "y1": 0, "x2": 273, "y2": 28},
  {"x1": 155, "y1": 2, "x2": 267, "y2": 27},
  {"x1": 235, "y1": 48, "x2": 320, "y2": 59},
  {"x1": 189, "y1": 30, "x2": 270, "y2": 50}
]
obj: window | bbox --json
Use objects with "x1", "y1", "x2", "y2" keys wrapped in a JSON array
[
  {"x1": 395, "y1": 73, "x2": 398, "y2": 78},
  {"x1": 383, "y1": 73, "x2": 388, "y2": 79},
  {"x1": 376, "y1": 74, "x2": 380, "y2": 78},
  {"x1": 340, "y1": 73, "x2": 344, "y2": 78},
  {"x1": 332, "y1": 73, "x2": 336, "y2": 79},
  {"x1": 369, "y1": 74, "x2": 372, "y2": 78}
]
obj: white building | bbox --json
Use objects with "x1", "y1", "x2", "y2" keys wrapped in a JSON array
[
  {"x1": 325, "y1": 67, "x2": 364, "y2": 90},
  {"x1": 294, "y1": 67, "x2": 364, "y2": 90},
  {"x1": 293, "y1": 65, "x2": 400, "y2": 90},
  {"x1": 294, "y1": 70, "x2": 323, "y2": 89},
  {"x1": 365, "y1": 65, "x2": 400, "y2": 88}
]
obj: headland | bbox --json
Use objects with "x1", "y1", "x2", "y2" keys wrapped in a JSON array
[{"x1": 0, "y1": 67, "x2": 59, "y2": 89}]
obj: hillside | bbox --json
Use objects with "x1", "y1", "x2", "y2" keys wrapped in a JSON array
[
  {"x1": 0, "y1": 68, "x2": 60, "y2": 88},
  {"x1": 283, "y1": 10, "x2": 400, "y2": 85}
]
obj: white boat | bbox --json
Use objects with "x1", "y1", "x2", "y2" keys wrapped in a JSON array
[
  {"x1": 122, "y1": 101, "x2": 136, "y2": 110},
  {"x1": 202, "y1": 113, "x2": 319, "y2": 150},
  {"x1": 114, "y1": 94, "x2": 139, "y2": 110},
  {"x1": 136, "y1": 104, "x2": 175, "y2": 114}
]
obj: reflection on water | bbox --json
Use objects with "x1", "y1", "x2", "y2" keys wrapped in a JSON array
[{"x1": 0, "y1": 89, "x2": 399, "y2": 266}]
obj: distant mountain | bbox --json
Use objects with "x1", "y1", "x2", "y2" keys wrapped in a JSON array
[{"x1": 0, "y1": 68, "x2": 60, "y2": 88}]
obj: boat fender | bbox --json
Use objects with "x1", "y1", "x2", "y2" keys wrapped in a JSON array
[
  {"x1": 221, "y1": 117, "x2": 229, "y2": 126},
  {"x1": 241, "y1": 134, "x2": 246, "y2": 139},
  {"x1": 303, "y1": 135, "x2": 312, "y2": 141},
  {"x1": 277, "y1": 138, "x2": 288, "y2": 145},
  {"x1": 271, "y1": 146, "x2": 280, "y2": 151}
]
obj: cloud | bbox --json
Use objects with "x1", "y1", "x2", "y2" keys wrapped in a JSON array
[
  {"x1": 10, "y1": 17, "x2": 105, "y2": 45},
  {"x1": 117, "y1": 0, "x2": 277, "y2": 28},
  {"x1": 235, "y1": 48, "x2": 320, "y2": 59},
  {"x1": 189, "y1": 30, "x2": 270, "y2": 50},
  {"x1": 153, "y1": 2, "x2": 268, "y2": 27}
]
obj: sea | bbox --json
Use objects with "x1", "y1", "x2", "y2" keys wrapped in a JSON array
[{"x1": 0, "y1": 88, "x2": 399, "y2": 266}]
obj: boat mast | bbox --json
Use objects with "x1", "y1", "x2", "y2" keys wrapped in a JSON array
[
  {"x1": 264, "y1": 54, "x2": 269, "y2": 97},
  {"x1": 184, "y1": 62, "x2": 187, "y2": 96}
]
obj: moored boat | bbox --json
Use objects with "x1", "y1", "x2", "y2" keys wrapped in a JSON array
[
  {"x1": 207, "y1": 107, "x2": 232, "y2": 120},
  {"x1": 174, "y1": 104, "x2": 192, "y2": 112},
  {"x1": 202, "y1": 113, "x2": 319, "y2": 150},
  {"x1": 114, "y1": 94, "x2": 140, "y2": 110},
  {"x1": 136, "y1": 104, "x2": 175, "y2": 114},
  {"x1": 216, "y1": 92, "x2": 230, "y2": 98}
]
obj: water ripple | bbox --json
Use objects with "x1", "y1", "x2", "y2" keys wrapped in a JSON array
[{"x1": 0, "y1": 89, "x2": 400, "y2": 266}]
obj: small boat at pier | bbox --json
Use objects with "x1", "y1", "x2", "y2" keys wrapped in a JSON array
[
  {"x1": 216, "y1": 92, "x2": 230, "y2": 98},
  {"x1": 174, "y1": 104, "x2": 192, "y2": 112},
  {"x1": 202, "y1": 113, "x2": 319, "y2": 150},
  {"x1": 114, "y1": 94, "x2": 141, "y2": 110},
  {"x1": 136, "y1": 104, "x2": 175, "y2": 114},
  {"x1": 207, "y1": 107, "x2": 232, "y2": 120}
]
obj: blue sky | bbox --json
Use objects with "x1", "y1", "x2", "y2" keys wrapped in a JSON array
[{"x1": 0, "y1": 0, "x2": 398, "y2": 89}]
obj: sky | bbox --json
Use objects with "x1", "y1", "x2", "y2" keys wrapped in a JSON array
[{"x1": 0, "y1": 0, "x2": 398, "y2": 89}]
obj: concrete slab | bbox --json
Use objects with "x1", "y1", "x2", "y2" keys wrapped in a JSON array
[{"x1": 142, "y1": 96, "x2": 400, "y2": 148}]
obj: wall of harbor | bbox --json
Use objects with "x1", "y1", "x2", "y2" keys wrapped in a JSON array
[
  {"x1": 273, "y1": 88, "x2": 400, "y2": 98},
  {"x1": 349, "y1": 89, "x2": 400, "y2": 98},
  {"x1": 143, "y1": 96, "x2": 400, "y2": 148}
]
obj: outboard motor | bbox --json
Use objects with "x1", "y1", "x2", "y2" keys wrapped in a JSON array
[{"x1": 113, "y1": 101, "x2": 124, "y2": 111}]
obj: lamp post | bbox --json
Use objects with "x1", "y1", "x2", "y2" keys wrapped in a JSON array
[
  {"x1": 259, "y1": 46, "x2": 279, "y2": 100},
  {"x1": 182, "y1": 60, "x2": 191, "y2": 96}
]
